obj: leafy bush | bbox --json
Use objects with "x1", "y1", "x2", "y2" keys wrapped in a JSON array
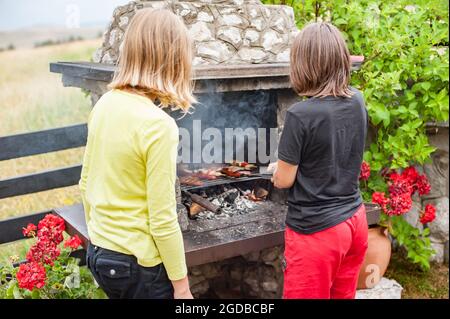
[{"x1": 264, "y1": 0, "x2": 449, "y2": 269}]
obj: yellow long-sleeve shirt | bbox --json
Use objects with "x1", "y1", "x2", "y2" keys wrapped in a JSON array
[{"x1": 79, "y1": 89, "x2": 187, "y2": 281}]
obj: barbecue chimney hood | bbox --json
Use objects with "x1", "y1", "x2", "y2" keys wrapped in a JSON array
[{"x1": 50, "y1": 0, "x2": 363, "y2": 102}]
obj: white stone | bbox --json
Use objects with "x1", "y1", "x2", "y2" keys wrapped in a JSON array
[
  {"x1": 192, "y1": 56, "x2": 208, "y2": 65},
  {"x1": 238, "y1": 47, "x2": 267, "y2": 63},
  {"x1": 189, "y1": 21, "x2": 213, "y2": 42},
  {"x1": 244, "y1": 29, "x2": 259, "y2": 44},
  {"x1": 197, "y1": 11, "x2": 214, "y2": 22},
  {"x1": 425, "y1": 197, "x2": 449, "y2": 243},
  {"x1": 251, "y1": 18, "x2": 265, "y2": 31},
  {"x1": 282, "y1": 5, "x2": 295, "y2": 20},
  {"x1": 249, "y1": 8, "x2": 258, "y2": 18},
  {"x1": 222, "y1": 14, "x2": 244, "y2": 27},
  {"x1": 197, "y1": 41, "x2": 232, "y2": 63},
  {"x1": 403, "y1": 201, "x2": 423, "y2": 230},
  {"x1": 118, "y1": 16, "x2": 129, "y2": 28},
  {"x1": 263, "y1": 7, "x2": 271, "y2": 19},
  {"x1": 430, "y1": 241, "x2": 445, "y2": 263},
  {"x1": 271, "y1": 17, "x2": 286, "y2": 33},
  {"x1": 355, "y1": 278, "x2": 403, "y2": 299},
  {"x1": 276, "y1": 49, "x2": 290, "y2": 62},
  {"x1": 92, "y1": 48, "x2": 102, "y2": 63},
  {"x1": 109, "y1": 29, "x2": 119, "y2": 47},
  {"x1": 217, "y1": 27, "x2": 242, "y2": 48},
  {"x1": 101, "y1": 52, "x2": 114, "y2": 64},
  {"x1": 262, "y1": 30, "x2": 283, "y2": 51}
]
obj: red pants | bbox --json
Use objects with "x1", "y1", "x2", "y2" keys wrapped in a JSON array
[{"x1": 283, "y1": 204, "x2": 368, "y2": 299}]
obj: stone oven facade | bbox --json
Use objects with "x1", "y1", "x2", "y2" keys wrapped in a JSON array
[{"x1": 94, "y1": 0, "x2": 298, "y2": 66}]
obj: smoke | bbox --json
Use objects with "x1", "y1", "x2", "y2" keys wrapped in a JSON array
[{"x1": 172, "y1": 84, "x2": 278, "y2": 165}]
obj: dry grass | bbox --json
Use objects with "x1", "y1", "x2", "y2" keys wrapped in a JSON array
[{"x1": 0, "y1": 39, "x2": 100, "y2": 260}]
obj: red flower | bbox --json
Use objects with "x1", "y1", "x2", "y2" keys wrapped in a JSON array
[
  {"x1": 416, "y1": 174, "x2": 431, "y2": 196},
  {"x1": 37, "y1": 214, "x2": 65, "y2": 244},
  {"x1": 16, "y1": 262, "x2": 46, "y2": 291},
  {"x1": 359, "y1": 161, "x2": 371, "y2": 181},
  {"x1": 372, "y1": 192, "x2": 389, "y2": 212},
  {"x1": 64, "y1": 235, "x2": 83, "y2": 250},
  {"x1": 386, "y1": 192, "x2": 412, "y2": 216},
  {"x1": 22, "y1": 223, "x2": 37, "y2": 237},
  {"x1": 388, "y1": 176, "x2": 413, "y2": 197},
  {"x1": 26, "y1": 237, "x2": 60, "y2": 266},
  {"x1": 401, "y1": 167, "x2": 419, "y2": 185},
  {"x1": 420, "y1": 204, "x2": 436, "y2": 224}
]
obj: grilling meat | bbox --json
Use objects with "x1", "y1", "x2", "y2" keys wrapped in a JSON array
[{"x1": 179, "y1": 176, "x2": 203, "y2": 186}]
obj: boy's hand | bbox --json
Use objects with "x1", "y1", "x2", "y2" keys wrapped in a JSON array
[{"x1": 267, "y1": 162, "x2": 278, "y2": 174}]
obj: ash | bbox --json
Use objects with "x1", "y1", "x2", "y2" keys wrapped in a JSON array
[{"x1": 194, "y1": 187, "x2": 260, "y2": 220}]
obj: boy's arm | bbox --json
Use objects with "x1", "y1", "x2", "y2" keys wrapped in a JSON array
[
  {"x1": 274, "y1": 111, "x2": 302, "y2": 188},
  {"x1": 272, "y1": 160, "x2": 298, "y2": 189}
]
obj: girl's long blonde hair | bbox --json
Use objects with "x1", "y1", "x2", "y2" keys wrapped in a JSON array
[{"x1": 109, "y1": 8, "x2": 196, "y2": 112}]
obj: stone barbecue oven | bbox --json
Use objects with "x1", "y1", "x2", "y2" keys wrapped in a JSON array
[
  {"x1": 94, "y1": 0, "x2": 298, "y2": 66},
  {"x1": 51, "y1": 0, "x2": 378, "y2": 298}
]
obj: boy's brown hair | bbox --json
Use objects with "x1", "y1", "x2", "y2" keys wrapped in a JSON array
[{"x1": 290, "y1": 22, "x2": 353, "y2": 98}]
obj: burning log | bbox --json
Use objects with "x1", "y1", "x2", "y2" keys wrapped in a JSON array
[
  {"x1": 189, "y1": 203, "x2": 206, "y2": 218},
  {"x1": 184, "y1": 191, "x2": 221, "y2": 214},
  {"x1": 244, "y1": 186, "x2": 269, "y2": 202}
]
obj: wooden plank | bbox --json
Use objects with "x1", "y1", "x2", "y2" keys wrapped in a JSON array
[
  {"x1": 0, "y1": 211, "x2": 50, "y2": 244},
  {"x1": 0, "y1": 165, "x2": 81, "y2": 199},
  {"x1": 0, "y1": 124, "x2": 87, "y2": 161}
]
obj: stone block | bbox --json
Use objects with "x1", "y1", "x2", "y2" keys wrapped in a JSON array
[
  {"x1": 355, "y1": 278, "x2": 403, "y2": 299},
  {"x1": 430, "y1": 241, "x2": 445, "y2": 263}
]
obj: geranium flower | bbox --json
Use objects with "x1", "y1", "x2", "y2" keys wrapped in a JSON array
[
  {"x1": 372, "y1": 192, "x2": 389, "y2": 212},
  {"x1": 387, "y1": 192, "x2": 412, "y2": 216},
  {"x1": 22, "y1": 223, "x2": 37, "y2": 237},
  {"x1": 420, "y1": 204, "x2": 436, "y2": 224},
  {"x1": 16, "y1": 262, "x2": 46, "y2": 291},
  {"x1": 401, "y1": 166, "x2": 419, "y2": 185},
  {"x1": 359, "y1": 161, "x2": 371, "y2": 181},
  {"x1": 26, "y1": 237, "x2": 60, "y2": 266},
  {"x1": 37, "y1": 214, "x2": 65, "y2": 244},
  {"x1": 64, "y1": 235, "x2": 83, "y2": 250},
  {"x1": 416, "y1": 174, "x2": 431, "y2": 196}
]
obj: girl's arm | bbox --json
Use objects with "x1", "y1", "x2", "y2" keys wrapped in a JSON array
[{"x1": 140, "y1": 116, "x2": 192, "y2": 299}]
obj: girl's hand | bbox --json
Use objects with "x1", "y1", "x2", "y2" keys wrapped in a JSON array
[
  {"x1": 172, "y1": 276, "x2": 194, "y2": 299},
  {"x1": 174, "y1": 288, "x2": 194, "y2": 299}
]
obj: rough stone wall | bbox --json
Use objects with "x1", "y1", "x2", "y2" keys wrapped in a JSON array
[
  {"x1": 422, "y1": 127, "x2": 449, "y2": 264},
  {"x1": 93, "y1": 0, "x2": 298, "y2": 65},
  {"x1": 188, "y1": 245, "x2": 284, "y2": 298}
]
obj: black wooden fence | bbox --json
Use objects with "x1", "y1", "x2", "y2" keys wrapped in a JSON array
[{"x1": 0, "y1": 124, "x2": 88, "y2": 262}]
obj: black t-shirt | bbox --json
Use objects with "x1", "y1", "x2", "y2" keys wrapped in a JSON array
[{"x1": 277, "y1": 87, "x2": 368, "y2": 234}]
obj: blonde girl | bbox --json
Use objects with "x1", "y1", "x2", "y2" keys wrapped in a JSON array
[{"x1": 80, "y1": 8, "x2": 195, "y2": 299}]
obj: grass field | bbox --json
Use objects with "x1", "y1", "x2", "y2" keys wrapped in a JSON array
[{"x1": 0, "y1": 39, "x2": 101, "y2": 261}]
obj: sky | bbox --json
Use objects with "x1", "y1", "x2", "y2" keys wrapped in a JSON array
[{"x1": 0, "y1": 0, "x2": 130, "y2": 31}]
